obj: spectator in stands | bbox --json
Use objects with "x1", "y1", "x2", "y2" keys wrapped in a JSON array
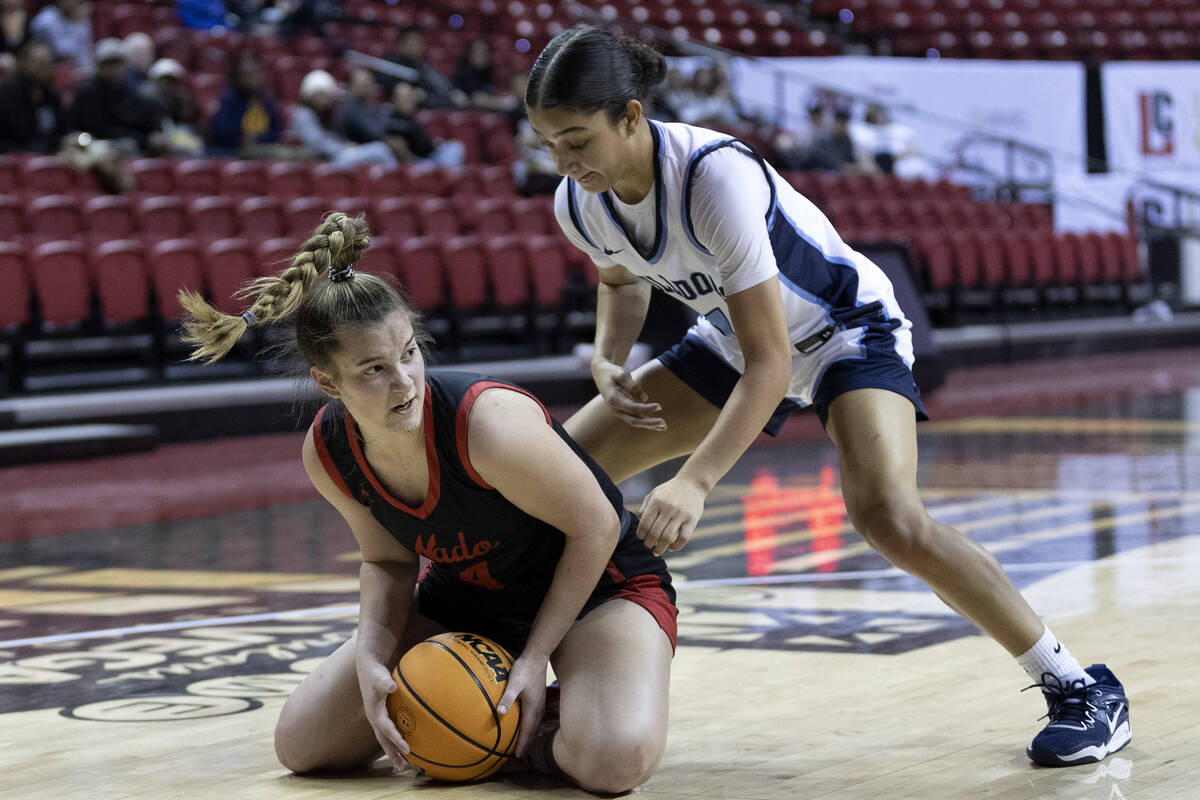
[
  {"x1": 452, "y1": 39, "x2": 516, "y2": 113},
  {"x1": 336, "y1": 66, "x2": 387, "y2": 143},
  {"x1": 67, "y1": 38, "x2": 166, "y2": 156},
  {"x1": 0, "y1": 40, "x2": 64, "y2": 154},
  {"x1": 808, "y1": 107, "x2": 877, "y2": 174},
  {"x1": 289, "y1": 69, "x2": 401, "y2": 167},
  {"x1": 278, "y1": 0, "x2": 360, "y2": 40},
  {"x1": 853, "y1": 102, "x2": 931, "y2": 180},
  {"x1": 676, "y1": 63, "x2": 740, "y2": 127},
  {"x1": 379, "y1": 80, "x2": 464, "y2": 166},
  {"x1": 210, "y1": 52, "x2": 287, "y2": 157},
  {"x1": 30, "y1": 0, "x2": 92, "y2": 70},
  {"x1": 385, "y1": 24, "x2": 465, "y2": 109},
  {"x1": 772, "y1": 104, "x2": 840, "y2": 172},
  {"x1": 0, "y1": 0, "x2": 32, "y2": 74},
  {"x1": 140, "y1": 58, "x2": 204, "y2": 156},
  {"x1": 508, "y1": 73, "x2": 558, "y2": 196},
  {"x1": 122, "y1": 31, "x2": 155, "y2": 90},
  {"x1": 177, "y1": 0, "x2": 228, "y2": 31}
]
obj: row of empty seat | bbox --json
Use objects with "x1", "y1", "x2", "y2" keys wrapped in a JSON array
[
  {"x1": 0, "y1": 233, "x2": 589, "y2": 333},
  {"x1": 817, "y1": 0, "x2": 1200, "y2": 59},
  {"x1": 0, "y1": 193, "x2": 556, "y2": 246},
  {"x1": 0, "y1": 155, "x2": 517, "y2": 201}
]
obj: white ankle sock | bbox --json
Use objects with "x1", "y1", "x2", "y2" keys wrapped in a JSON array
[{"x1": 1016, "y1": 625, "x2": 1094, "y2": 687}]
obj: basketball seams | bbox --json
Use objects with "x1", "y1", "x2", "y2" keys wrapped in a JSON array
[
  {"x1": 393, "y1": 637, "x2": 517, "y2": 768},
  {"x1": 427, "y1": 639, "x2": 505, "y2": 754}
]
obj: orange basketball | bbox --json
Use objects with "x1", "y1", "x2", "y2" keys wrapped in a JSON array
[{"x1": 387, "y1": 632, "x2": 522, "y2": 782}]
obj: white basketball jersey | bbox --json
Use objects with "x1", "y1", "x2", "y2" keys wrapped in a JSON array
[{"x1": 554, "y1": 120, "x2": 915, "y2": 407}]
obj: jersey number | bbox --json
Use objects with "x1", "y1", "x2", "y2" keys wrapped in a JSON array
[
  {"x1": 459, "y1": 561, "x2": 504, "y2": 590},
  {"x1": 705, "y1": 307, "x2": 735, "y2": 337}
]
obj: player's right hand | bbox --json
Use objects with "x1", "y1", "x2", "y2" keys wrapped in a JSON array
[
  {"x1": 593, "y1": 360, "x2": 667, "y2": 431},
  {"x1": 356, "y1": 654, "x2": 411, "y2": 772}
]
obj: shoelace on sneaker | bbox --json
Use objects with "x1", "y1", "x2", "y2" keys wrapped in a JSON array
[{"x1": 1021, "y1": 672, "x2": 1095, "y2": 724}]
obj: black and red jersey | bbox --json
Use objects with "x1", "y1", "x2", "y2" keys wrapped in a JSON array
[{"x1": 312, "y1": 370, "x2": 642, "y2": 599}]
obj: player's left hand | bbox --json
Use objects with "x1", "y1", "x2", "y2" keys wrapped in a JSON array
[
  {"x1": 498, "y1": 652, "x2": 548, "y2": 757},
  {"x1": 637, "y1": 476, "x2": 707, "y2": 556}
]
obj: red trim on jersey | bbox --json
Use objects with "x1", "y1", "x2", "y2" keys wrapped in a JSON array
[
  {"x1": 455, "y1": 381, "x2": 552, "y2": 490},
  {"x1": 312, "y1": 405, "x2": 355, "y2": 501},
  {"x1": 611, "y1": 573, "x2": 678, "y2": 653},
  {"x1": 345, "y1": 382, "x2": 441, "y2": 518},
  {"x1": 605, "y1": 560, "x2": 627, "y2": 583}
]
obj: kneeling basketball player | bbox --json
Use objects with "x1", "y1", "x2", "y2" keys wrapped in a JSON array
[{"x1": 180, "y1": 212, "x2": 675, "y2": 794}]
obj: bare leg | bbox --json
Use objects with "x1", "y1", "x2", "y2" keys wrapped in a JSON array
[
  {"x1": 826, "y1": 388, "x2": 1045, "y2": 654},
  {"x1": 565, "y1": 360, "x2": 720, "y2": 484},
  {"x1": 273, "y1": 603, "x2": 447, "y2": 773},
  {"x1": 548, "y1": 599, "x2": 673, "y2": 794}
]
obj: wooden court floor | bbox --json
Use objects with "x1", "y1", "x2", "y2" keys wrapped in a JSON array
[{"x1": 2, "y1": 348, "x2": 1200, "y2": 799}]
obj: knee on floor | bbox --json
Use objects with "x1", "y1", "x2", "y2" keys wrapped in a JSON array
[{"x1": 562, "y1": 732, "x2": 662, "y2": 794}]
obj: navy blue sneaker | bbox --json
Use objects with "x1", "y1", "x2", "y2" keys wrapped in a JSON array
[{"x1": 1026, "y1": 664, "x2": 1131, "y2": 767}]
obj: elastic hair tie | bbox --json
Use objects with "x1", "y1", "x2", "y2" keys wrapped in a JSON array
[
  {"x1": 241, "y1": 310, "x2": 257, "y2": 326},
  {"x1": 329, "y1": 265, "x2": 356, "y2": 283}
]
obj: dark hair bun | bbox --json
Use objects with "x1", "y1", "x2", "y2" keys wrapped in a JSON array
[{"x1": 620, "y1": 36, "x2": 667, "y2": 96}]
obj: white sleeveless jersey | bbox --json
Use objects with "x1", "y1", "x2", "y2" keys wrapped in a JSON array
[{"x1": 554, "y1": 120, "x2": 915, "y2": 408}]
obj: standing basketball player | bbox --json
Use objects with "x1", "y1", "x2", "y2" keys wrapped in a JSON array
[
  {"x1": 180, "y1": 213, "x2": 675, "y2": 794},
  {"x1": 526, "y1": 26, "x2": 1129, "y2": 767}
]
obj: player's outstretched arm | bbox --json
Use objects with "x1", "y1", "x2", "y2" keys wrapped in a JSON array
[
  {"x1": 464, "y1": 388, "x2": 623, "y2": 754},
  {"x1": 638, "y1": 276, "x2": 793, "y2": 556}
]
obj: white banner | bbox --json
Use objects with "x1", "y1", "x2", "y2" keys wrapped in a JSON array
[
  {"x1": 1102, "y1": 62, "x2": 1200, "y2": 175},
  {"x1": 723, "y1": 56, "x2": 1087, "y2": 184}
]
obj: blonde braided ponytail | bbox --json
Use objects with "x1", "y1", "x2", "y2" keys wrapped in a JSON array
[{"x1": 180, "y1": 213, "x2": 369, "y2": 363}]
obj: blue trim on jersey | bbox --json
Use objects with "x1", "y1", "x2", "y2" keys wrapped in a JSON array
[
  {"x1": 565, "y1": 178, "x2": 598, "y2": 249},
  {"x1": 679, "y1": 138, "x2": 779, "y2": 257},
  {"x1": 599, "y1": 120, "x2": 668, "y2": 264},
  {"x1": 768, "y1": 201, "x2": 868, "y2": 314}
]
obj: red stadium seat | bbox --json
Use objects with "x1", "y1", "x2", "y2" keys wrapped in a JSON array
[
  {"x1": 204, "y1": 238, "x2": 258, "y2": 315},
  {"x1": 130, "y1": 158, "x2": 174, "y2": 194},
  {"x1": 511, "y1": 197, "x2": 554, "y2": 236},
  {"x1": 173, "y1": 159, "x2": 222, "y2": 195},
  {"x1": 330, "y1": 196, "x2": 371, "y2": 222},
  {"x1": 236, "y1": 196, "x2": 286, "y2": 241},
  {"x1": 525, "y1": 235, "x2": 569, "y2": 308},
  {"x1": 0, "y1": 241, "x2": 29, "y2": 330},
  {"x1": 138, "y1": 195, "x2": 189, "y2": 240},
  {"x1": 999, "y1": 232, "x2": 1033, "y2": 287},
  {"x1": 219, "y1": 159, "x2": 267, "y2": 197},
  {"x1": 267, "y1": 161, "x2": 313, "y2": 200},
  {"x1": 148, "y1": 239, "x2": 205, "y2": 322},
  {"x1": 478, "y1": 165, "x2": 516, "y2": 198},
  {"x1": 1051, "y1": 233, "x2": 1082, "y2": 284},
  {"x1": 21, "y1": 156, "x2": 76, "y2": 194},
  {"x1": 397, "y1": 236, "x2": 446, "y2": 312},
  {"x1": 417, "y1": 198, "x2": 462, "y2": 238},
  {"x1": 363, "y1": 164, "x2": 409, "y2": 198},
  {"x1": 91, "y1": 239, "x2": 150, "y2": 325},
  {"x1": 285, "y1": 197, "x2": 331, "y2": 235},
  {"x1": 188, "y1": 196, "x2": 239, "y2": 238},
  {"x1": 83, "y1": 195, "x2": 136, "y2": 239},
  {"x1": 484, "y1": 235, "x2": 531, "y2": 308},
  {"x1": 1077, "y1": 232, "x2": 1104, "y2": 285},
  {"x1": 471, "y1": 198, "x2": 514, "y2": 237},
  {"x1": 311, "y1": 163, "x2": 359, "y2": 199},
  {"x1": 0, "y1": 194, "x2": 21, "y2": 239},
  {"x1": 441, "y1": 236, "x2": 488, "y2": 310},
  {"x1": 30, "y1": 240, "x2": 91, "y2": 328},
  {"x1": 373, "y1": 197, "x2": 421, "y2": 239},
  {"x1": 26, "y1": 195, "x2": 81, "y2": 238},
  {"x1": 0, "y1": 155, "x2": 20, "y2": 194},
  {"x1": 362, "y1": 235, "x2": 400, "y2": 282},
  {"x1": 257, "y1": 237, "x2": 300, "y2": 271}
]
